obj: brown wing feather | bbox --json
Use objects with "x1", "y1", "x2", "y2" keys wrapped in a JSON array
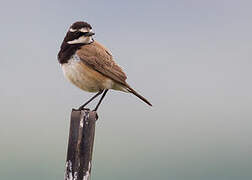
[{"x1": 76, "y1": 41, "x2": 127, "y2": 85}]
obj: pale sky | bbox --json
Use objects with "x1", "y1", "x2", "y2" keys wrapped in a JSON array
[{"x1": 0, "y1": 1, "x2": 252, "y2": 179}]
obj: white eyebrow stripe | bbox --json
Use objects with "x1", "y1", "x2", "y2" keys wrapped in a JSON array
[
  {"x1": 79, "y1": 28, "x2": 92, "y2": 33},
  {"x1": 69, "y1": 28, "x2": 77, "y2": 32}
]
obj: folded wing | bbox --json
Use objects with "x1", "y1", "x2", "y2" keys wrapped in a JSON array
[{"x1": 76, "y1": 41, "x2": 127, "y2": 86}]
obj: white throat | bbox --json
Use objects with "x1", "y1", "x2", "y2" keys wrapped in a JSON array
[{"x1": 67, "y1": 36, "x2": 94, "y2": 44}]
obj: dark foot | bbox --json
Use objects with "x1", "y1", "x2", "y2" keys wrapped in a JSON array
[
  {"x1": 73, "y1": 107, "x2": 90, "y2": 111},
  {"x1": 92, "y1": 110, "x2": 99, "y2": 120}
]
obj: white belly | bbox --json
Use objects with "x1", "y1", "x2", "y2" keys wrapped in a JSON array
[{"x1": 62, "y1": 56, "x2": 114, "y2": 92}]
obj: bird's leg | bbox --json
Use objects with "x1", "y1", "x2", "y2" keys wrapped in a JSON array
[
  {"x1": 78, "y1": 90, "x2": 103, "y2": 110},
  {"x1": 93, "y1": 89, "x2": 109, "y2": 111}
]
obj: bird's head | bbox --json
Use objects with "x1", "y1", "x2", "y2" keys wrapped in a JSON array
[{"x1": 64, "y1": 21, "x2": 95, "y2": 45}]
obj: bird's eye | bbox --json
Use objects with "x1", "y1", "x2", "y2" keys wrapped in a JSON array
[
  {"x1": 75, "y1": 31, "x2": 82, "y2": 36},
  {"x1": 76, "y1": 31, "x2": 88, "y2": 36}
]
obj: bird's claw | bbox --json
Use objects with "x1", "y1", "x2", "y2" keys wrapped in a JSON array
[
  {"x1": 76, "y1": 106, "x2": 90, "y2": 111},
  {"x1": 91, "y1": 110, "x2": 99, "y2": 120}
]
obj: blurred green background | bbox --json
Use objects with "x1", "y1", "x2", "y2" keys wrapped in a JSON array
[{"x1": 0, "y1": 0, "x2": 252, "y2": 179}]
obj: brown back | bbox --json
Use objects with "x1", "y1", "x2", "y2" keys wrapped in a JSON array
[{"x1": 77, "y1": 41, "x2": 127, "y2": 85}]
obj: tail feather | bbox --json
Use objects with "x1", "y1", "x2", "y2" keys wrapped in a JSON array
[{"x1": 126, "y1": 86, "x2": 152, "y2": 106}]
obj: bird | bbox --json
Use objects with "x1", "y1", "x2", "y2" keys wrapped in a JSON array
[{"x1": 58, "y1": 21, "x2": 152, "y2": 111}]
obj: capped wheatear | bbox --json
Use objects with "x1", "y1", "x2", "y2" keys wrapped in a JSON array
[{"x1": 58, "y1": 21, "x2": 152, "y2": 111}]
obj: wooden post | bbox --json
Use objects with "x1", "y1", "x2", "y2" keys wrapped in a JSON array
[{"x1": 64, "y1": 109, "x2": 98, "y2": 180}]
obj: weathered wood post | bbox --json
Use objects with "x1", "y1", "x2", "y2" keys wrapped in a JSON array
[{"x1": 64, "y1": 109, "x2": 98, "y2": 180}]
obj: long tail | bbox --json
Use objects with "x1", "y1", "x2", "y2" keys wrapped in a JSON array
[{"x1": 126, "y1": 86, "x2": 152, "y2": 106}]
